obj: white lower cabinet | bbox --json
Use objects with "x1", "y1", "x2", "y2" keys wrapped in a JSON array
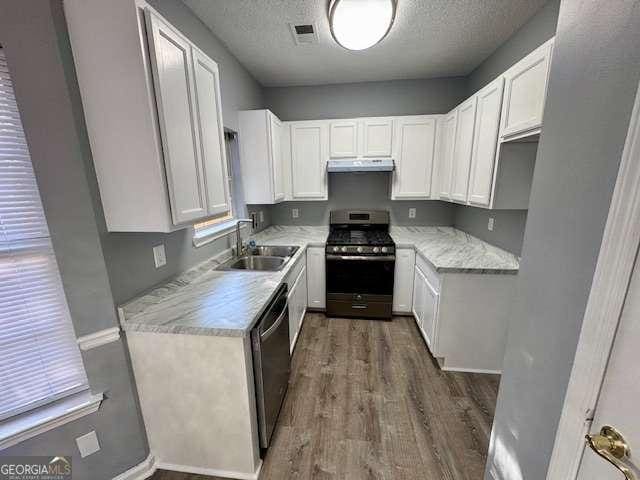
[
  {"x1": 393, "y1": 248, "x2": 416, "y2": 313},
  {"x1": 287, "y1": 264, "x2": 307, "y2": 353},
  {"x1": 306, "y1": 247, "x2": 326, "y2": 309},
  {"x1": 412, "y1": 263, "x2": 440, "y2": 353}
]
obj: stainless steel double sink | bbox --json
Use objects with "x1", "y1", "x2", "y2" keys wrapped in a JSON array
[{"x1": 216, "y1": 245, "x2": 300, "y2": 272}]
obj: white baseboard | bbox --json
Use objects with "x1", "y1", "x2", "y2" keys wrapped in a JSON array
[
  {"x1": 112, "y1": 453, "x2": 156, "y2": 480},
  {"x1": 441, "y1": 366, "x2": 502, "y2": 375},
  {"x1": 155, "y1": 459, "x2": 262, "y2": 480}
]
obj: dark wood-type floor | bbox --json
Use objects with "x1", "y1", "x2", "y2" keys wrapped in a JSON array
[{"x1": 150, "y1": 313, "x2": 500, "y2": 480}]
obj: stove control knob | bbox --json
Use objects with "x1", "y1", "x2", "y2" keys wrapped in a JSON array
[
  {"x1": 373, "y1": 247, "x2": 380, "y2": 253},
  {"x1": 341, "y1": 246, "x2": 347, "y2": 253},
  {"x1": 332, "y1": 246, "x2": 339, "y2": 252},
  {"x1": 357, "y1": 246, "x2": 363, "y2": 253},
  {"x1": 381, "y1": 247, "x2": 388, "y2": 253}
]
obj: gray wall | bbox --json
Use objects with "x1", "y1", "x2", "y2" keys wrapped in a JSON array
[
  {"x1": 270, "y1": 173, "x2": 455, "y2": 227},
  {"x1": 265, "y1": 77, "x2": 468, "y2": 121},
  {"x1": 91, "y1": 0, "x2": 268, "y2": 304},
  {"x1": 453, "y1": 207, "x2": 527, "y2": 256},
  {"x1": 485, "y1": 1, "x2": 640, "y2": 479},
  {"x1": 468, "y1": 0, "x2": 561, "y2": 95},
  {"x1": 0, "y1": 2, "x2": 148, "y2": 478}
]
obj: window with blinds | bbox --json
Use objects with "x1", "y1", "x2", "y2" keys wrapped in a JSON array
[{"x1": 0, "y1": 49, "x2": 88, "y2": 421}]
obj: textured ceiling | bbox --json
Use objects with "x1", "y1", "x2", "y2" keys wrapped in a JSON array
[{"x1": 183, "y1": 0, "x2": 548, "y2": 87}]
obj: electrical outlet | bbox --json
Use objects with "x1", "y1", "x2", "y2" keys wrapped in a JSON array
[
  {"x1": 76, "y1": 431, "x2": 100, "y2": 458},
  {"x1": 408, "y1": 208, "x2": 416, "y2": 219},
  {"x1": 152, "y1": 244, "x2": 166, "y2": 268},
  {"x1": 488, "y1": 217, "x2": 495, "y2": 231},
  {"x1": 292, "y1": 208, "x2": 299, "y2": 219},
  {"x1": 259, "y1": 211, "x2": 264, "y2": 223}
]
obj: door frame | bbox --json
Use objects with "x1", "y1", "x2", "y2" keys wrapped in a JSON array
[{"x1": 546, "y1": 80, "x2": 640, "y2": 479}]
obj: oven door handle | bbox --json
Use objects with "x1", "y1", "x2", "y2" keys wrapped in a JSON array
[{"x1": 325, "y1": 254, "x2": 396, "y2": 261}]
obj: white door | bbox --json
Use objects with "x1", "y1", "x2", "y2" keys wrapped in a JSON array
[
  {"x1": 329, "y1": 121, "x2": 358, "y2": 158},
  {"x1": 450, "y1": 96, "x2": 478, "y2": 203},
  {"x1": 191, "y1": 47, "x2": 231, "y2": 216},
  {"x1": 420, "y1": 273, "x2": 440, "y2": 352},
  {"x1": 291, "y1": 123, "x2": 327, "y2": 199},
  {"x1": 392, "y1": 116, "x2": 437, "y2": 199},
  {"x1": 306, "y1": 247, "x2": 326, "y2": 309},
  {"x1": 501, "y1": 39, "x2": 553, "y2": 138},
  {"x1": 145, "y1": 10, "x2": 207, "y2": 224},
  {"x1": 363, "y1": 118, "x2": 393, "y2": 156},
  {"x1": 439, "y1": 110, "x2": 458, "y2": 200},
  {"x1": 269, "y1": 113, "x2": 285, "y2": 202},
  {"x1": 412, "y1": 267, "x2": 427, "y2": 331},
  {"x1": 468, "y1": 78, "x2": 505, "y2": 206},
  {"x1": 575, "y1": 257, "x2": 640, "y2": 479},
  {"x1": 393, "y1": 248, "x2": 416, "y2": 312}
]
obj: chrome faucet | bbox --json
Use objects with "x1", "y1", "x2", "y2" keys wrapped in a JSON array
[{"x1": 235, "y1": 218, "x2": 255, "y2": 256}]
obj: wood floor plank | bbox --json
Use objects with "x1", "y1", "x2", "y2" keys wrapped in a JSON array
[{"x1": 152, "y1": 314, "x2": 500, "y2": 480}]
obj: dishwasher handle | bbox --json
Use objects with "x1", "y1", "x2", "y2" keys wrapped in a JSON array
[{"x1": 260, "y1": 304, "x2": 288, "y2": 341}]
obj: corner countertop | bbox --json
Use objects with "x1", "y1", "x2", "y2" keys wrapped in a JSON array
[
  {"x1": 391, "y1": 226, "x2": 520, "y2": 274},
  {"x1": 118, "y1": 225, "x2": 518, "y2": 339},
  {"x1": 119, "y1": 226, "x2": 328, "y2": 338}
]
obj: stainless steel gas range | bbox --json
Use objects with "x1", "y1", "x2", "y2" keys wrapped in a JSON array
[{"x1": 325, "y1": 210, "x2": 395, "y2": 320}]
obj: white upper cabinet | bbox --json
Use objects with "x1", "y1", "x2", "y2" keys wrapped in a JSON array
[
  {"x1": 145, "y1": 11, "x2": 208, "y2": 225},
  {"x1": 362, "y1": 118, "x2": 393, "y2": 156},
  {"x1": 290, "y1": 121, "x2": 328, "y2": 200},
  {"x1": 391, "y1": 116, "x2": 437, "y2": 200},
  {"x1": 438, "y1": 110, "x2": 458, "y2": 200},
  {"x1": 500, "y1": 38, "x2": 554, "y2": 139},
  {"x1": 192, "y1": 48, "x2": 231, "y2": 216},
  {"x1": 468, "y1": 78, "x2": 505, "y2": 206},
  {"x1": 65, "y1": 0, "x2": 229, "y2": 231},
  {"x1": 450, "y1": 96, "x2": 478, "y2": 203},
  {"x1": 238, "y1": 109, "x2": 286, "y2": 204},
  {"x1": 329, "y1": 121, "x2": 358, "y2": 158}
]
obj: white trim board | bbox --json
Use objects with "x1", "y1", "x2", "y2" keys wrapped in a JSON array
[
  {"x1": 77, "y1": 327, "x2": 120, "y2": 351},
  {"x1": 112, "y1": 454, "x2": 156, "y2": 480},
  {"x1": 546, "y1": 79, "x2": 640, "y2": 479},
  {"x1": 154, "y1": 459, "x2": 262, "y2": 480}
]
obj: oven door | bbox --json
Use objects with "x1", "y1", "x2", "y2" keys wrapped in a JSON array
[{"x1": 325, "y1": 254, "x2": 395, "y2": 319}]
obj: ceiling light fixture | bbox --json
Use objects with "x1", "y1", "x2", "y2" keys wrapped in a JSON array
[{"x1": 329, "y1": 0, "x2": 397, "y2": 51}]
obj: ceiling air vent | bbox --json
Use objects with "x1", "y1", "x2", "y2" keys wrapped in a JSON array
[{"x1": 289, "y1": 23, "x2": 319, "y2": 45}]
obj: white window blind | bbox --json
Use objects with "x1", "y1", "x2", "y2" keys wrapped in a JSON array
[{"x1": 0, "y1": 49, "x2": 88, "y2": 421}]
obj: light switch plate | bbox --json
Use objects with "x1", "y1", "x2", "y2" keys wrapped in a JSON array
[
  {"x1": 153, "y1": 244, "x2": 166, "y2": 268},
  {"x1": 488, "y1": 217, "x2": 495, "y2": 231},
  {"x1": 292, "y1": 208, "x2": 299, "y2": 219},
  {"x1": 76, "y1": 431, "x2": 100, "y2": 458},
  {"x1": 408, "y1": 208, "x2": 416, "y2": 219}
]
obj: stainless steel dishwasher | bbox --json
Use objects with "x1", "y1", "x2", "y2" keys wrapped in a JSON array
[{"x1": 251, "y1": 283, "x2": 291, "y2": 449}]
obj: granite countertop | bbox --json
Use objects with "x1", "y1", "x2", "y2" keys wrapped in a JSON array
[
  {"x1": 119, "y1": 226, "x2": 328, "y2": 338},
  {"x1": 119, "y1": 225, "x2": 518, "y2": 339},
  {"x1": 391, "y1": 226, "x2": 519, "y2": 274}
]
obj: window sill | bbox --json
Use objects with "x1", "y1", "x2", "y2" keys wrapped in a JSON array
[
  {"x1": 193, "y1": 219, "x2": 248, "y2": 248},
  {"x1": 0, "y1": 391, "x2": 103, "y2": 450}
]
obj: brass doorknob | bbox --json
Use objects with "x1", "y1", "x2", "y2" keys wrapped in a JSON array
[{"x1": 585, "y1": 425, "x2": 635, "y2": 479}]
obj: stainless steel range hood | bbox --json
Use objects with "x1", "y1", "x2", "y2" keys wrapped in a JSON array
[{"x1": 327, "y1": 158, "x2": 395, "y2": 173}]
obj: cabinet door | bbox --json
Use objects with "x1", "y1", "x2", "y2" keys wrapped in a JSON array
[
  {"x1": 392, "y1": 116, "x2": 437, "y2": 199},
  {"x1": 438, "y1": 110, "x2": 458, "y2": 200},
  {"x1": 145, "y1": 11, "x2": 207, "y2": 224},
  {"x1": 363, "y1": 118, "x2": 393, "y2": 156},
  {"x1": 329, "y1": 121, "x2": 358, "y2": 157},
  {"x1": 288, "y1": 265, "x2": 307, "y2": 352},
  {"x1": 468, "y1": 78, "x2": 505, "y2": 206},
  {"x1": 450, "y1": 97, "x2": 477, "y2": 203},
  {"x1": 306, "y1": 247, "x2": 326, "y2": 309},
  {"x1": 500, "y1": 39, "x2": 553, "y2": 138},
  {"x1": 291, "y1": 123, "x2": 327, "y2": 199},
  {"x1": 269, "y1": 113, "x2": 285, "y2": 202},
  {"x1": 393, "y1": 248, "x2": 416, "y2": 312},
  {"x1": 412, "y1": 267, "x2": 427, "y2": 329},
  {"x1": 192, "y1": 48, "x2": 231, "y2": 216},
  {"x1": 420, "y1": 272, "x2": 440, "y2": 352}
]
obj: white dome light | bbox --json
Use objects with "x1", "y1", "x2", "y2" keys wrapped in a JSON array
[{"x1": 329, "y1": 0, "x2": 396, "y2": 51}]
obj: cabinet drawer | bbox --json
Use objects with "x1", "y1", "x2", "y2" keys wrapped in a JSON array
[
  {"x1": 415, "y1": 253, "x2": 441, "y2": 292},
  {"x1": 284, "y1": 252, "x2": 305, "y2": 289}
]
